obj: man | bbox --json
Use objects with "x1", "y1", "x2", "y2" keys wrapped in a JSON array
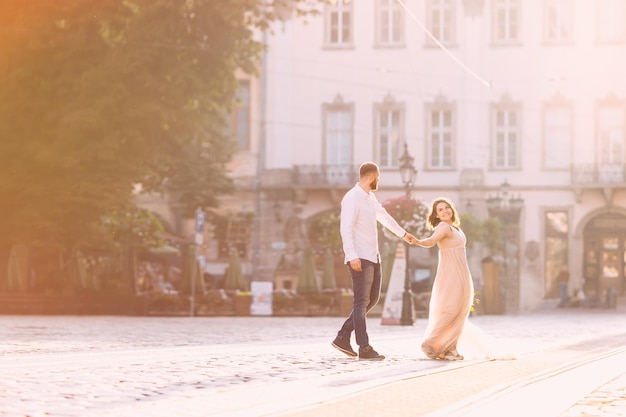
[{"x1": 332, "y1": 162, "x2": 416, "y2": 360}]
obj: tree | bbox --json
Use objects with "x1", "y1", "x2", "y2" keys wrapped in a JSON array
[
  {"x1": 459, "y1": 213, "x2": 504, "y2": 254},
  {"x1": 0, "y1": 0, "x2": 319, "y2": 291},
  {"x1": 307, "y1": 212, "x2": 342, "y2": 251},
  {"x1": 381, "y1": 196, "x2": 430, "y2": 239}
]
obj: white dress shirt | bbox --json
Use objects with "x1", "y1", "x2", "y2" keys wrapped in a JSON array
[{"x1": 340, "y1": 183, "x2": 407, "y2": 264}]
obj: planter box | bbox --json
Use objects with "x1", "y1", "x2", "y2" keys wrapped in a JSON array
[
  {"x1": 339, "y1": 294, "x2": 353, "y2": 317},
  {"x1": 234, "y1": 294, "x2": 252, "y2": 316}
]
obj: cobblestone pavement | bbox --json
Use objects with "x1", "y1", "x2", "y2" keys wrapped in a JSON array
[
  {"x1": 0, "y1": 309, "x2": 625, "y2": 417},
  {"x1": 560, "y1": 371, "x2": 626, "y2": 417}
]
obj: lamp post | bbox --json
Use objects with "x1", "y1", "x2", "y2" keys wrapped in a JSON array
[
  {"x1": 486, "y1": 179, "x2": 524, "y2": 314},
  {"x1": 398, "y1": 143, "x2": 417, "y2": 325}
]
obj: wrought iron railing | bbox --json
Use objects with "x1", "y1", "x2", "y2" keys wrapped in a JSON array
[
  {"x1": 262, "y1": 165, "x2": 358, "y2": 188},
  {"x1": 571, "y1": 164, "x2": 626, "y2": 186}
]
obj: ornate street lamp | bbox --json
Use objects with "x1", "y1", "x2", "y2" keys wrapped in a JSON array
[
  {"x1": 398, "y1": 143, "x2": 417, "y2": 325},
  {"x1": 486, "y1": 179, "x2": 524, "y2": 314},
  {"x1": 399, "y1": 143, "x2": 417, "y2": 196}
]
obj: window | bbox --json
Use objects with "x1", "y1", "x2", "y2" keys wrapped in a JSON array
[
  {"x1": 597, "y1": 105, "x2": 625, "y2": 182},
  {"x1": 544, "y1": 0, "x2": 573, "y2": 43},
  {"x1": 232, "y1": 80, "x2": 250, "y2": 149},
  {"x1": 323, "y1": 97, "x2": 354, "y2": 167},
  {"x1": 374, "y1": 102, "x2": 404, "y2": 168},
  {"x1": 543, "y1": 104, "x2": 572, "y2": 170},
  {"x1": 544, "y1": 211, "x2": 569, "y2": 298},
  {"x1": 426, "y1": 102, "x2": 455, "y2": 169},
  {"x1": 493, "y1": 0, "x2": 521, "y2": 44},
  {"x1": 491, "y1": 101, "x2": 521, "y2": 169},
  {"x1": 325, "y1": 0, "x2": 353, "y2": 47},
  {"x1": 426, "y1": 0, "x2": 456, "y2": 45},
  {"x1": 376, "y1": 0, "x2": 405, "y2": 46},
  {"x1": 597, "y1": 0, "x2": 626, "y2": 42}
]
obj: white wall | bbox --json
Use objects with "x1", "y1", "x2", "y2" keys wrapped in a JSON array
[{"x1": 259, "y1": 0, "x2": 626, "y2": 311}]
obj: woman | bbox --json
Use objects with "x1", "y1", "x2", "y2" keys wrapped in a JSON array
[{"x1": 414, "y1": 197, "x2": 473, "y2": 361}]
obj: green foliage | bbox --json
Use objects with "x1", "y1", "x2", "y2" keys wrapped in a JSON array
[
  {"x1": 224, "y1": 247, "x2": 248, "y2": 291},
  {"x1": 304, "y1": 292, "x2": 333, "y2": 307},
  {"x1": 321, "y1": 248, "x2": 336, "y2": 289},
  {"x1": 0, "y1": 0, "x2": 319, "y2": 288},
  {"x1": 307, "y1": 211, "x2": 342, "y2": 250},
  {"x1": 382, "y1": 196, "x2": 429, "y2": 238},
  {"x1": 103, "y1": 207, "x2": 165, "y2": 250},
  {"x1": 147, "y1": 293, "x2": 186, "y2": 312},
  {"x1": 482, "y1": 217, "x2": 505, "y2": 254},
  {"x1": 459, "y1": 213, "x2": 504, "y2": 253},
  {"x1": 459, "y1": 213, "x2": 482, "y2": 249},
  {"x1": 297, "y1": 247, "x2": 319, "y2": 294},
  {"x1": 272, "y1": 290, "x2": 294, "y2": 311},
  {"x1": 381, "y1": 242, "x2": 397, "y2": 293}
]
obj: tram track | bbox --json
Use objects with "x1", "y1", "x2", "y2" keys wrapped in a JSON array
[
  {"x1": 424, "y1": 341, "x2": 626, "y2": 417},
  {"x1": 277, "y1": 332, "x2": 626, "y2": 417}
]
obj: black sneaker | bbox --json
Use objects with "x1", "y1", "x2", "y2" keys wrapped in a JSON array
[
  {"x1": 331, "y1": 337, "x2": 357, "y2": 357},
  {"x1": 359, "y1": 345, "x2": 385, "y2": 361}
]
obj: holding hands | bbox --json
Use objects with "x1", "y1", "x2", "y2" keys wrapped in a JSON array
[
  {"x1": 403, "y1": 232, "x2": 422, "y2": 247},
  {"x1": 403, "y1": 233, "x2": 418, "y2": 245}
]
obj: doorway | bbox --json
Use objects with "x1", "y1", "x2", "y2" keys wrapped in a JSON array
[{"x1": 583, "y1": 214, "x2": 626, "y2": 296}]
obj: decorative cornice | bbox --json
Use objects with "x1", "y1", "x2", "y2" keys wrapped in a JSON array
[{"x1": 382, "y1": 92, "x2": 396, "y2": 104}]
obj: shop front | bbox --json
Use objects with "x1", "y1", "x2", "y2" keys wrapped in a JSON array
[{"x1": 583, "y1": 213, "x2": 626, "y2": 297}]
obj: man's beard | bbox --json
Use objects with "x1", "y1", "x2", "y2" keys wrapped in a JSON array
[{"x1": 370, "y1": 179, "x2": 378, "y2": 190}]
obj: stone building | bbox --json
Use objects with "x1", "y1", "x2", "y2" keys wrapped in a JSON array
[{"x1": 147, "y1": 1, "x2": 626, "y2": 312}]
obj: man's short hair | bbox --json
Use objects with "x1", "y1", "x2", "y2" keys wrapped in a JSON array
[{"x1": 359, "y1": 162, "x2": 379, "y2": 178}]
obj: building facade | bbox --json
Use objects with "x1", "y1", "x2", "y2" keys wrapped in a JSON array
[
  {"x1": 146, "y1": 0, "x2": 626, "y2": 313},
  {"x1": 187, "y1": 0, "x2": 626, "y2": 313}
]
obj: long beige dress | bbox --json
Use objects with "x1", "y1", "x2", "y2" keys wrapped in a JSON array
[{"x1": 421, "y1": 222, "x2": 474, "y2": 359}]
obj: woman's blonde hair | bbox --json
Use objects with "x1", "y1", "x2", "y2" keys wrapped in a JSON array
[{"x1": 427, "y1": 197, "x2": 460, "y2": 230}]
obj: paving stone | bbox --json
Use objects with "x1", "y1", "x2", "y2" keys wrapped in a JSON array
[{"x1": 0, "y1": 312, "x2": 625, "y2": 417}]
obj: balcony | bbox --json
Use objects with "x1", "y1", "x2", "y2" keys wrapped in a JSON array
[
  {"x1": 572, "y1": 164, "x2": 625, "y2": 186},
  {"x1": 572, "y1": 163, "x2": 626, "y2": 203},
  {"x1": 261, "y1": 165, "x2": 358, "y2": 189}
]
